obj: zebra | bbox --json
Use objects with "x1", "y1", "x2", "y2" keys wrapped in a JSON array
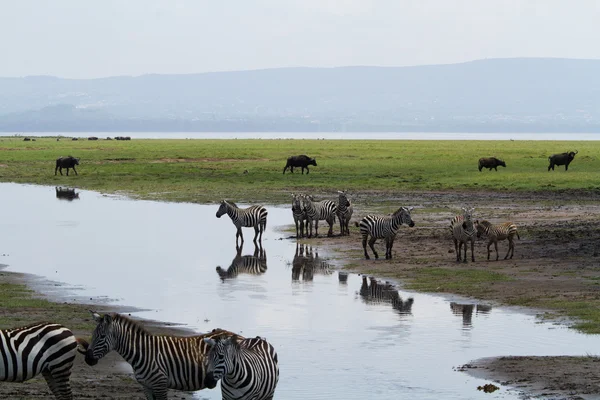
[
  {"x1": 359, "y1": 276, "x2": 414, "y2": 314},
  {"x1": 83, "y1": 311, "x2": 239, "y2": 399},
  {"x1": 291, "y1": 243, "x2": 333, "y2": 282},
  {"x1": 474, "y1": 219, "x2": 520, "y2": 260},
  {"x1": 216, "y1": 200, "x2": 268, "y2": 246},
  {"x1": 336, "y1": 190, "x2": 353, "y2": 236},
  {"x1": 217, "y1": 244, "x2": 268, "y2": 280},
  {"x1": 291, "y1": 193, "x2": 308, "y2": 238},
  {"x1": 450, "y1": 302, "x2": 475, "y2": 327},
  {"x1": 203, "y1": 335, "x2": 279, "y2": 400},
  {"x1": 302, "y1": 194, "x2": 337, "y2": 238},
  {"x1": 450, "y1": 207, "x2": 476, "y2": 263},
  {"x1": 0, "y1": 322, "x2": 81, "y2": 399},
  {"x1": 355, "y1": 206, "x2": 415, "y2": 259}
]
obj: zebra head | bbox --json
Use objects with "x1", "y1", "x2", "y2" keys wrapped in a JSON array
[
  {"x1": 203, "y1": 336, "x2": 237, "y2": 389},
  {"x1": 461, "y1": 207, "x2": 475, "y2": 229},
  {"x1": 393, "y1": 206, "x2": 415, "y2": 227},
  {"x1": 474, "y1": 219, "x2": 491, "y2": 238},
  {"x1": 216, "y1": 200, "x2": 230, "y2": 218},
  {"x1": 337, "y1": 190, "x2": 350, "y2": 207},
  {"x1": 85, "y1": 311, "x2": 116, "y2": 366},
  {"x1": 291, "y1": 193, "x2": 303, "y2": 212}
]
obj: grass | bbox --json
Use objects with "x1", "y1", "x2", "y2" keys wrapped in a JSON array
[
  {"x1": 0, "y1": 137, "x2": 599, "y2": 203},
  {"x1": 403, "y1": 267, "x2": 513, "y2": 296}
]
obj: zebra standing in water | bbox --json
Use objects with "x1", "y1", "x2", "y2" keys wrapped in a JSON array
[
  {"x1": 355, "y1": 206, "x2": 415, "y2": 259},
  {"x1": 450, "y1": 207, "x2": 476, "y2": 263},
  {"x1": 216, "y1": 244, "x2": 268, "y2": 280},
  {"x1": 291, "y1": 193, "x2": 307, "y2": 238},
  {"x1": 475, "y1": 219, "x2": 520, "y2": 260},
  {"x1": 83, "y1": 311, "x2": 239, "y2": 399},
  {"x1": 203, "y1": 335, "x2": 279, "y2": 400},
  {"x1": 216, "y1": 200, "x2": 268, "y2": 246},
  {"x1": 336, "y1": 190, "x2": 353, "y2": 236},
  {"x1": 302, "y1": 194, "x2": 337, "y2": 238},
  {"x1": 0, "y1": 322, "x2": 80, "y2": 399}
]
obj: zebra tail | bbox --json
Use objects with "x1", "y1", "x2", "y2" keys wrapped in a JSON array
[
  {"x1": 516, "y1": 231, "x2": 520, "y2": 240},
  {"x1": 354, "y1": 221, "x2": 360, "y2": 227},
  {"x1": 76, "y1": 337, "x2": 90, "y2": 355}
]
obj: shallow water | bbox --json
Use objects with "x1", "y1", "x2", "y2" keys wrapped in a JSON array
[{"x1": 0, "y1": 183, "x2": 598, "y2": 399}]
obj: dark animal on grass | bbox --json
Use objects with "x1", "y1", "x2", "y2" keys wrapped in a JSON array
[
  {"x1": 23, "y1": 137, "x2": 31, "y2": 141},
  {"x1": 71, "y1": 138, "x2": 78, "y2": 141},
  {"x1": 474, "y1": 219, "x2": 520, "y2": 261},
  {"x1": 88, "y1": 136, "x2": 98, "y2": 141},
  {"x1": 478, "y1": 157, "x2": 506, "y2": 172},
  {"x1": 55, "y1": 187, "x2": 80, "y2": 201},
  {"x1": 283, "y1": 155, "x2": 317, "y2": 174},
  {"x1": 55, "y1": 156, "x2": 80, "y2": 176},
  {"x1": 548, "y1": 150, "x2": 578, "y2": 171}
]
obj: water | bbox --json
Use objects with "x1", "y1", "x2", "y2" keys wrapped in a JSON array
[
  {"x1": 5, "y1": 131, "x2": 600, "y2": 140},
  {"x1": 0, "y1": 182, "x2": 598, "y2": 399}
]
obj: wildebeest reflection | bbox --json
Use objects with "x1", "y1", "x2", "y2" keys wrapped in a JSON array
[
  {"x1": 291, "y1": 243, "x2": 333, "y2": 282},
  {"x1": 359, "y1": 276, "x2": 414, "y2": 315},
  {"x1": 55, "y1": 187, "x2": 80, "y2": 201},
  {"x1": 216, "y1": 244, "x2": 267, "y2": 281}
]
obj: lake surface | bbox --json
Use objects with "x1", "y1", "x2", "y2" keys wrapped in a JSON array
[
  {"x1": 6, "y1": 131, "x2": 600, "y2": 140},
  {"x1": 0, "y1": 183, "x2": 598, "y2": 399}
]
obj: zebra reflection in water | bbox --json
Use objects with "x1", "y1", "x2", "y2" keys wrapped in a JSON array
[
  {"x1": 450, "y1": 302, "x2": 493, "y2": 327},
  {"x1": 359, "y1": 276, "x2": 414, "y2": 315},
  {"x1": 216, "y1": 244, "x2": 267, "y2": 281},
  {"x1": 291, "y1": 243, "x2": 333, "y2": 282}
]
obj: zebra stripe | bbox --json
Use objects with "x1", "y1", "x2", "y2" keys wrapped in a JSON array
[
  {"x1": 336, "y1": 190, "x2": 354, "y2": 236},
  {"x1": 475, "y1": 220, "x2": 520, "y2": 260},
  {"x1": 217, "y1": 245, "x2": 268, "y2": 280},
  {"x1": 216, "y1": 200, "x2": 268, "y2": 246},
  {"x1": 204, "y1": 335, "x2": 279, "y2": 400},
  {"x1": 451, "y1": 207, "x2": 476, "y2": 262},
  {"x1": 359, "y1": 276, "x2": 414, "y2": 315},
  {"x1": 302, "y1": 195, "x2": 337, "y2": 238},
  {"x1": 355, "y1": 206, "x2": 415, "y2": 260},
  {"x1": 0, "y1": 322, "x2": 78, "y2": 399},
  {"x1": 84, "y1": 312, "x2": 239, "y2": 399},
  {"x1": 291, "y1": 193, "x2": 308, "y2": 238}
]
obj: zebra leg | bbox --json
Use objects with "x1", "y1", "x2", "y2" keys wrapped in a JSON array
[
  {"x1": 236, "y1": 228, "x2": 244, "y2": 247},
  {"x1": 368, "y1": 236, "x2": 379, "y2": 259},
  {"x1": 486, "y1": 240, "x2": 492, "y2": 260},
  {"x1": 453, "y1": 238, "x2": 461, "y2": 262},
  {"x1": 494, "y1": 240, "x2": 499, "y2": 261},
  {"x1": 314, "y1": 220, "x2": 319, "y2": 237},
  {"x1": 327, "y1": 218, "x2": 334, "y2": 237},
  {"x1": 470, "y1": 239, "x2": 475, "y2": 262},
  {"x1": 506, "y1": 238, "x2": 514, "y2": 259},
  {"x1": 143, "y1": 386, "x2": 169, "y2": 400},
  {"x1": 462, "y1": 241, "x2": 468, "y2": 263},
  {"x1": 253, "y1": 225, "x2": 260, "y2": 244},
  {"x1": 43, "y1": 369, "x2": 73, "y2": 400},
  {"x1": 362, "y1": 235, "x2": 370, "y2": 259}
]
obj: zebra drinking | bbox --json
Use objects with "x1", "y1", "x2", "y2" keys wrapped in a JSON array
[
  {"x1": 203, "y1": 335, "x2": 279, "y2": 400},
  {"x1": 0, "y1": 322, "x2": 81, "y2": 399},
  {"x1": 302, "y1": 194, "x2": 337, "y2": 238},
  {"x1": 474, "y1": 220, "x2": 520, "y2": 260},
  {"x1": 355, "y1": 206, "x2": 415, "y2": 259},
  {"x1": 450, "y1": 207, "x2": 476, "y2": 263},
  {"x1": 83, "y1": 311, "x2": 239, "y2": 400},
  {"x1": 216, "y1": 200, "x2": 268, "y2": 247},
  {"x1": 291, "y1": 193, "x2": 308, "y2": 238},
  {"x1": 336, "y1": 190, "x2": 354, "y2": 236},
  {"x1": 216, "y1": 244, "x2": 268, "y2": 281}
]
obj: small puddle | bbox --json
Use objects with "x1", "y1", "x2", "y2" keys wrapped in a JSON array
[{"x1": 0, "y1": 182, "x2": 597, "y2": 399}]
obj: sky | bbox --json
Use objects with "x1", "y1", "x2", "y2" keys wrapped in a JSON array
[{"x1": 1, "y1": 0, "x2": 599, "y2": 79}]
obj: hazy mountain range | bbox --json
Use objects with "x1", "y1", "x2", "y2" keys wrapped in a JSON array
[{"x1": 1, "y1": 58, "x2": 599, "y2": 133}]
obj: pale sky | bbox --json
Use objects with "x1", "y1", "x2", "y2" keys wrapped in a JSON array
[{"x1": 1, "y1": 0, "x2": 599, "y2": 79}]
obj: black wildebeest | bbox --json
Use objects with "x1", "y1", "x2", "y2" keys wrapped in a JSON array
[
  {"x1": 478, "y1": 157, "x2": 506, "y2": 171},
  {"x1": 55, "y1": 156, "x2": 80, "y2": 176},
  {"x1": 55, "y1": 187, "x2": 80, "y2": 201},
  {"x1": 548, "y1": 150, "x2": 578, "y2": 171},
  {"x1": 283, "y1": 155, "x2": 317, "y2": 174}
]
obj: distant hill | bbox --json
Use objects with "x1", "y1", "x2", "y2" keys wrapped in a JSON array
[{"x1": 1, "y1": 58, "x2": 599, "y2": 132}]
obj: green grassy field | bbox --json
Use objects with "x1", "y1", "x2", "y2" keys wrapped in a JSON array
[{"x1": 0, "y1": 137, "x2": 597, "y2": 202}]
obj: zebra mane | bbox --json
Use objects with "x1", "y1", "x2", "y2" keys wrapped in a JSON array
[
  {"x1": 224, "y1": 200, "x2": 239, "y2": 208},
  {"x1": 110, "y1": 313, "x2": 151, "y2": 336}
]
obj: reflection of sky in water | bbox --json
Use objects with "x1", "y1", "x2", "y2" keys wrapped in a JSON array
[{"x1": 0, "y1": 183, "x2": 598, "y2": 399}]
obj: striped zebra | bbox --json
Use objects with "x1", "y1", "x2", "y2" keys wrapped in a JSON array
[
  {"x1": 291, "y1": 243, "x2": 333, "y2": 282},
  {"x1": 474, "y1": 219, "x2": 520, "y2": 260},
  {"x1": 336, "y1": 190, "x2": 354, "y2": 236},
  {"x1": 203, "y1": 335, "x2": 279, "y2": 400},
  {"x1": 83, "y1": 311, "x2": 239, "y2": 399},
  {"x1": 302, "y1": 194, "x2": 337, "y2": 238},
  {"x1": 0, "y1": 322, "x2": 81, "y2": 399},
  {"x1": 291, "y1": 193, "x2": 308, "y2": 238},
  {"x1": 216, "y1": 200, "x2": 268, "y2": 246},
  {"x1": 450, "y1": 207, "x2": 476, "y2": 263},
  {"x1": 355, "y1": 206, "x2": 415, "y2": 259},
  {"x1": 359, "y1": 276, "x2": 414, "y2": 315},
  {"x1": 217, "y1": 245, "x2": 268, "y2": 280}
]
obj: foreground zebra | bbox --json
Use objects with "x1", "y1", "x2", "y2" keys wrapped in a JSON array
[
  {"x1": 0, "y1": 322, "x2": 80, "y2": 399},
  {"x1": 216, "y1": 200, "x2": 268, "y2": 246},
  {"x1": 83, "y1": 311, "x2": 239, "y2": 399},
  {"x1": 355, "y1": 206, "x2": 415, "y2": 259},
  {"x1": 291, "y1": 193, "x2": 308, "y2": 238},
  {"x1": 217, "y1": 245, "x2": 268, "y2": 280},
  {"x1": 204, "y1": 335, "x2": 279, "y2": 400},
  {"x1": 302, "y1": 194, "x2": 337, "y2": 238},
  {"x1": 475, "y1": 220, "x2": 520, "y2": 260},
  {"x1": 336, "y1": 190, "x2": 353, "y2": 236},
  {"x1": 451, "y1": 207, "x2": 476, "y2": 263}
]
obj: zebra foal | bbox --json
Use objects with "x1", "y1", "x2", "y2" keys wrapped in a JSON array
[
  {"x1": 204, "y1": 335, "x2": 279, "y2": 400},
  {"x1": 450, "y1": 207, "x2": 476, "y2": 263},
  {"x1": 355, "y1": 206, "x2": 415, "y2": 259},
  {"x1": 337, "y1": 190, "x2": 353, "y2": 236},
  {"x1": 302, "y1": 194, "x2": 337, "y2": 238},
  {"x1": 216, "y1": 200, "x2": 268, "y2": 246},
  {"x1": 0, "y1": 322, "x2": 81, "y2": 399},
  {"x1": 475, "y1": 220, "x2": 520, "y2": 260},
  {"x1": 83, "y1": 311, "x2": 239, "y2": 400}
]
